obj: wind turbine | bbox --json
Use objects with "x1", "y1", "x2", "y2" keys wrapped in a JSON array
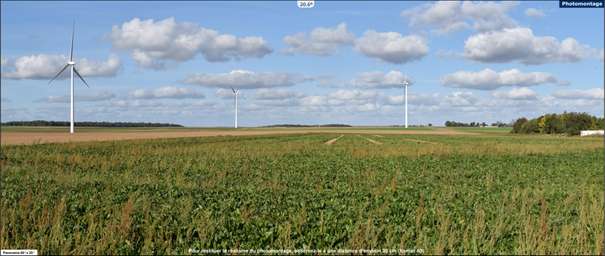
[
  {"x1": 231, "y1": 88, "x2": 240, "y2": 128},
  {"x1": 49, "y1": 22, "x2": 89, "y2": 134},
  {"x1": 402, "y1": 76, "x2": 411, "y2": 128}
]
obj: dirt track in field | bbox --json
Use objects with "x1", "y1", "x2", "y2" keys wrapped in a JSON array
[
  {"x1": 362, "y1": 136, "x2": 383, "y2": 145},
  {"x1": 1, "y1": 128, "x2": 476, "y2": 145},
  {"x1": 324, "y1": 135, "x2": 344, "y2": 145}
]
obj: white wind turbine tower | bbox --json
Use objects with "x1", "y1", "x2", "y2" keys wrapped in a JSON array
[
  {"x1": 231, "y1": 88, "x2": 240, "y2": 128},
  {"x1": 49, "y1": 22, "x2": 90, "y2": 134},
  {"x1": 402, "y1": 76, "x2": 411, "y2": 128}
]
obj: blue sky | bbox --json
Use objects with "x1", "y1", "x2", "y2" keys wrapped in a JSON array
[{"x1": 1, "y1": 1, "x2": 603, "y2": 127}]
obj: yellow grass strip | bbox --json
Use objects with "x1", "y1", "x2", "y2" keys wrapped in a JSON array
[
  {"x1": 360, "y1": 136, "x2": 383, "y2": 145},
  {"x1": 324, "y1": 135, "x2": 344, "y2": 145}
]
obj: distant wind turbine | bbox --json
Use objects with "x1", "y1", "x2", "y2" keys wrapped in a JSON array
[
  {"x1": 49, "y1": 22, "x2": 90, "y2": 134},
  {"x1": 231, "y1": 88, "x2": 240, "y2": 128},
  {"x1": 402, "y1": 76, "x2": 411, "y2": 128}
]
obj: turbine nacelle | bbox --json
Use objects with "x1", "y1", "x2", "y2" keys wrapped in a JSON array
[
  {"x1": 67, "y1": 61, "x2": 75, "y2": 65},
  {"x1": 402, "y1": 73, "x2": 413, "y2": 88}
]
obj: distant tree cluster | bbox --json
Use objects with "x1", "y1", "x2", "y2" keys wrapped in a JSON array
[
  {"x1": 444, "y1": 121, "x2": 488, "y2": 127},
  {"x1": 511, "y1": 112, "x2": 604, "y2": 135},
  {"x1": 491, "y1": 121, "x2": 511, "y2": 127},
  {"x1": 262, "y1": 124, "x2": 352, "y2": 128},
  {"x1": 1, "y1": 120, "x2": 183, "y2": 127}
]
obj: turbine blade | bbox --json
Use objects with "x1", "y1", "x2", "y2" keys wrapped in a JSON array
[
  {"x1": 73, "y1": 67, "x2": 89, "y2": 88},
  {"x1": 48, "y1": 64, "x2": 69, "y2": 85},
  {"x1": 231, "y1": 87, "x2": 236, "y2": 94},
  {"x1": 70, "y1": 21, "x2": 75, "y2": 61}
]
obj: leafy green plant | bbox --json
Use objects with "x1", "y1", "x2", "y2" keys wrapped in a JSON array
[{"x1": 1, "y1": 133, "x2": 603, "y2": 254}]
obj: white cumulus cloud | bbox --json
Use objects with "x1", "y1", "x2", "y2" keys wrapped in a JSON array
[
  {"x1": 37, "y1": 91, "x2": 116, "y2": 103},
  {"x1": 442, "y1": 68, "x2": 561, "y2": 90},
  {"x1": 328, "y1": 89, "x2": 377, "y2": 102},
  {"x1": 110, "y1": 17, "x2": 272, "y2": 69},
  {"x1": 351, "y1": 70, "x2": 412, "y2": 89},
  {"x1": 130, "y1": 86, "x2": 205, "y2": 99},
  {"x1": 254, "y1": 89, "x2": 304, "y2": 100},
  {"x1": 492, "y1": 87, "x2": 537, "y2": 100},
  {"x1": 355, "y1": 30, "x2": 428, "y2": 64},
  {"x1": 283, "y1": 23, "x2": 355, "y2": 56},
  {"x1": 1, "y1": 54, "x2": 120, "y2": 80},
  {"x1": 464, "y1": 27, "x2": 594, "y2": 64},
  {"x1": 298, "y1": 89, "x2": 380, "y2": 113},
  {"x1": 182, "y1": 70, "x2": 308, "y2": 89},
  {"x1": 402, "y1": 1, "x2": 517, "y2": 34},
  {"x1": 381, "y1": 93, "x2": 440, "y2": 106},
  {"x1": 552, "y1": 88, "x2": 604, "y2": 100},
  {"x1": 445, "y1": 91, "x2": 478, "y2": 106},
  {"x1": 215, "y1": 88, "x2": 235, "y2": 99}
]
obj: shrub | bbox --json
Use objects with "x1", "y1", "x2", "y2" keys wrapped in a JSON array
[{"x1": 512, "y1": 118, "x2": 528, "y2": 133}]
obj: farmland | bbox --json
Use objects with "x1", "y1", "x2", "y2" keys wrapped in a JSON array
[
  {"x1": 0, "y1": 126, "x2": 476, "y2": 145},
  {"x1": 0, "y1": 129, "x2": 603, "y2": 254}
]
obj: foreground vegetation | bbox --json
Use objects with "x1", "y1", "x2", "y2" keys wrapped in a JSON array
[{"x1": 1, "y1": 133, "x2": 603, "y2": 254}]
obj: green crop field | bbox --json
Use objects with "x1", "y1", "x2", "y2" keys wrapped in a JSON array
[{"x1": 1, "y1": 133, "x2": 603, "y2": 254}]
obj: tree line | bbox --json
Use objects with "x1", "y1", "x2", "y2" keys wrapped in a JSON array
[
  {"x1": 1, "y1": 120, "x2": 183, "y2": 127},
  {"x1": 512, "y1": 112, "x2": 604, "y2": 135},
  {"x1": 445, "y1": 121, "x2": 490, "y2": 127}
]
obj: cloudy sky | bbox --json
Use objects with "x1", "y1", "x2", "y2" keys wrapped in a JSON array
[{"x1": 1, "y1": 1, "x2": 603, "y2": 127}]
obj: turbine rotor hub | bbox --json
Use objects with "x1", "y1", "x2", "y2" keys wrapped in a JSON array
[{"x1": 68, "y1": 61, "x2": 75, "y2": 65}]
